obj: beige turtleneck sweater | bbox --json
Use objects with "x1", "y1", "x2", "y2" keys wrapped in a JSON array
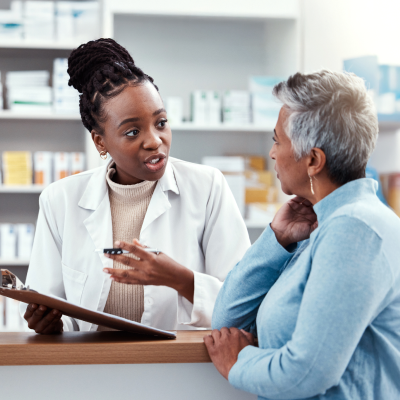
[{"x1": 97, "y1": 163, "x2": 157, "y2": 331}]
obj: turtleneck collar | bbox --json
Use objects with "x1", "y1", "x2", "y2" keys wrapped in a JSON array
[{"x1": 106, "y1": 162, "x2": 157, "y2": 203}]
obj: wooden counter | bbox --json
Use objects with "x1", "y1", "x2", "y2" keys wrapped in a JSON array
[{"x1": 0, "y1": 330, "x2": 212, "y2": 366}]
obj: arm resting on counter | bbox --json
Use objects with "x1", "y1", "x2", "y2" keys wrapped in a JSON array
[{"x1": 212, "y1": 226, "x2": 297, "y2": 335}]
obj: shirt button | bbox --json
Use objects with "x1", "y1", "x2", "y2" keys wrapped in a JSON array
[{"x1": 146, "y1": 297, "x2": 153, "y2": 306}]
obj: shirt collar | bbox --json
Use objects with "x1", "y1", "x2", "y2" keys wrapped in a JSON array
[
  {"x1": 312, "y1": 178, "x2": 378, "y2": 225},
  {"x1": 79, "y1": 158, "x2": 179, "y2": 211}
]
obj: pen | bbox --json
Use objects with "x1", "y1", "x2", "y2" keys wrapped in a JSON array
[{"x1": 95, "y1": 247, "x2": 160, "y2": 255}]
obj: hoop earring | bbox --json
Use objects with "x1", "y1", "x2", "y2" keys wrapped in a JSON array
[
  {"x1": 309, "y1": 174, "x2": 315, "y2": 195},
  {"x1": 99, "y1": 151, "x2": 108, "y2": 160}
]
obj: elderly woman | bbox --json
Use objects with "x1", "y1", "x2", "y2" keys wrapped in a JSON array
[{"x1": 205, "y1": 71, "x2": 400, "y2": 399}]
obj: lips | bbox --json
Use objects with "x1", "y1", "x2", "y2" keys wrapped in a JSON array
[{"x1": 144, "y1": 153, "x2": 167, "y2": 172}]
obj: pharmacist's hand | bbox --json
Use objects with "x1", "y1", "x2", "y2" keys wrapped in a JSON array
[
  {"x1": 24, "y1": 303, "x2": 63, "y2": 334},
  {"x1": 271, "y1": 196, "x2": 318, "y2": 248},
  {"x1": 103, "y1": 239, "x2": 194, "y2": 303}
]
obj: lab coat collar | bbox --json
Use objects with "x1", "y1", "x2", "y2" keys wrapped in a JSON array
[{"x1": 78, "y1": 158, "x2": 179, "y2": 212}]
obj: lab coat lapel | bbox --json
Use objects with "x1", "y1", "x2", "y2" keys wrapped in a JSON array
[
  {"x1": 78, "y1": 164, "x2": 113, "y2": 328},
  {"x1": 141, "y1": 159, "x2": 179, "y2": 234}
]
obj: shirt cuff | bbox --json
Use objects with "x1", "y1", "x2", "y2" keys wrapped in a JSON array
[
  {"x1": 228, "y1": 345, "x2": 263, "y2": 393},
  {"x1": 177, "y1": 270, "x2": 222, "y2": 328}
]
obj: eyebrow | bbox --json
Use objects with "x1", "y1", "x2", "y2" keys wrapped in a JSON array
[{"x1": 117, "y1": 108, "x2": 167, "y2": 128}]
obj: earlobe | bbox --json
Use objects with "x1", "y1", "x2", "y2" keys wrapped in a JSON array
[{"x1": 91, "y1": 130, "x2": 107, "y2": 153}]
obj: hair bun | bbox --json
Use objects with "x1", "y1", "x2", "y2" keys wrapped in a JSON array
[{"x1": 67, "y1": 38, "x2": 135, "y2": 93}]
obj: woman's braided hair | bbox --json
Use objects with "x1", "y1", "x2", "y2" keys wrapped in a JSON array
[{"x1": 67, "y1": 38, "x2": 158, "y2": 133}]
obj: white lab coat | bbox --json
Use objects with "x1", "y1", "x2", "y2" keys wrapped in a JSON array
[{"x1": 21, "y1": 157, "x2": 250, "y2": 331}]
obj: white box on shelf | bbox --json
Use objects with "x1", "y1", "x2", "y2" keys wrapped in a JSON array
[
  {"x1": 6, "y1": 70, "x2": 50, "y2": 86},
  {"x1": 5, "y1": 297, "x2": 23, "y2": 331},
  {"x1": 370, "y1": 129, "x2": 400, "y2": 174},
  {"x1": 71, "y1": 152, "x2": 85, "y2": 175},
  {"x1": 17, "y1": 223, "x2": 35, "y2": 260},
  {"x1": 34, "y1": 151, "x2": 53, "y2": 186},
  {"x1": 7, "y1": 86, "x2": 52, "y2": 113},
  {"x1": 166, "y1": 97, "x2": 183, "y2": 125},
  {"x1": 201, "y1": 156, "x2": 245, "y2": 173},
  {"x1": 24, "y1": 1, "x2": 55, "y2": 42},
  {"x1": 0, "y1": 3, "x2": 23, "y2": 41},
  {"x1": 72, "y1": 1, "x2": 99, "y2": 42},
  {"x1": 252, "y1": 93, "x2": 281, "y2": 126},
  {"x1": 55, "y1": 1, "x2": 74, "y2": 42},
  {"x1": 0, "y1": 224, "x2": 17, "y2": 260},
  {"x1": 223, "y1": 91, "x2": 251, "y2": 125},
  {"x1": 191, "y1": 90, "x2": 208, "y2": 125},
  {"x1": 207, "y1": 91, "x2": 221, "y2": 124},
  {"x1": 54, "y1": 152, "x2": 71, "y2": 181}
]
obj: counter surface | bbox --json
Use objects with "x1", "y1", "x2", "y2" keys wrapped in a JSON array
[{"x1": 0, "y1": 330, "x2": 212, "y2": 366}]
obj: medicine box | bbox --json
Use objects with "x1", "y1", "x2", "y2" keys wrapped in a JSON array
[
  {"x1": 71, "y1": 152, "x2": 85, "y2": 175},
  {"x1": 0, "y1": 224, "x2": 17, "y2": 260},
  {"x1": 17, "y1": 223, "x2": 35, "y2": 259},
  {"x1": 54, "y1": 152, "x2": 70, "y2": 181},
  {"x1": 34, "y1": 151, "x2": 53, "y2": 186}
]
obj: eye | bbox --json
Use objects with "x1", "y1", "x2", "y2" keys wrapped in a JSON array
[
  {"x1": 272, "y1": 136, "x2": 277, "y2": 143},
  {"x1": 126, "y1": 129, "x2": 139, "y2": 137},
  {"x1": 157, "y1": 119, "x2": 168, "y2": 128}
]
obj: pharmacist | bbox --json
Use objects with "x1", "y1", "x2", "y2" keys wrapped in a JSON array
[{"x1": 21, "y1": 38, "x2": 250, "y2": 333}]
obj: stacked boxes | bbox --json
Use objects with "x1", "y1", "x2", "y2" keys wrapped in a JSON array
[
  {"x1": 201, "y1": 155, "x2": 281, "y2": 221},
  {"x1": 0, "y1": 223, "x2": 34, "y2": 260},
  {"x1": 249, "y1": 76, "x2": 285, "y2": 126},
  {"x1": 0, "y1": 0, "x2": 99, "y2": 43},
  {"x1": 191, "y1": 91, "x2": 222, "y2": 125},
  {"x1": 0, "y1": 296, "x2": 27, "y2": 332},
  {"x1": 222, "y1": 91, "x2": 251, "y2": 125},
  {"x1": 1, "y1": 151, "x2": 85, "y2": 186},
  {"x1": 2, "y1": 151, "x2": 32, "y2": 185},
  {"x1": 53, "y1": 58, "x2": 80, "y2": 114},
  {"x1": 6, "y1": 70, "x2": 52, "y2": 113}
]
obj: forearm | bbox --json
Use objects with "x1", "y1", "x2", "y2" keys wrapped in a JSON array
[
  {"x1": 212, "y1": 226, "x2": 294, "y2": 332},
  {"x1": 172, "y1": 266, "x2": 194, "y2": 303}
]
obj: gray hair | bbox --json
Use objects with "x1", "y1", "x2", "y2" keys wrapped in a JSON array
[{"x1": 273, "y1": 70, "x2": 378, "y2": 185}]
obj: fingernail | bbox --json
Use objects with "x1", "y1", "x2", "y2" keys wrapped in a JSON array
[
  {"x1": 103, "y1": 269, "x2": 110, "y2": 274},
  {"x1": 53, "y1": 310, "x2": 58, "y2": 315},
  {"x1": 115, "y1": 241, "x2": 120, "y2": 246},
  {"x1": 104, "y1": 253, "x2": 110, "y2": 258},
  {"x1": 31, "y1": 304, "x2": 37, "y2": 309},
  {"x1": 110, "y1": 277, "x2": 115, "y2": 281}
]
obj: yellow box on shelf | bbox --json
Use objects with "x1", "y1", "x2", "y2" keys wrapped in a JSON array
[
  {"x1": 2, "y1": 151, "x2": 32, "y2": 185},
  {"x1": 245, "y1": 186, "x2": 278, "y2": 204},
  {"x1": 244, "y1": 170, "x2": 273, "y2": 188}
]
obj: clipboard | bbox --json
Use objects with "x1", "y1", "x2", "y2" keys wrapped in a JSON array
[{"x1": 0, "y1": 269, "x2": 176, "y2": 339}]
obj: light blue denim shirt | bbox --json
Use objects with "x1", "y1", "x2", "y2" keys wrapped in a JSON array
[{"x1": 212, "y1": 178, "x2": 400, "y2": 400}]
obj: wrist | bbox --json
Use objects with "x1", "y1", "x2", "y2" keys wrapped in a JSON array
[
  {"x1": 173, "y1": 266, "x2": 194, "y2": 302},
  {"x1": 270, "y1": 223, "x2": 291, "y2": 248}
]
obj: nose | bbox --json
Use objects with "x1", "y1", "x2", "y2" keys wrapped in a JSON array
[
  {"x1": 143, "y1": 129, "x2": 162, "y2": 150},
  {"x1": 269, "y1": 145, "x2": 275, "y2": 160}
]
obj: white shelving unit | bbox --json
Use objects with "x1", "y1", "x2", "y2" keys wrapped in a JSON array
[
  {"x1": 0, "y1": 0, "x2": 302, "y2": 279},
  {"x1": 0, "y1": 259, "x2": 30, "y2": 266},
  {"x1": 0, "y1": 41, "x2": 80, "y2": 51},
  {"x1": 0, "y1": 185, "x2": 45, "y2": 194}
]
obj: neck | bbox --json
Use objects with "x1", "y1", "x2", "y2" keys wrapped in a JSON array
[
  {"x1": 113, "y1": 168, "x2": 143, "y2": 185},
  {"x1": 305, "y1": 176, "x2": 340, "y2": 205}
]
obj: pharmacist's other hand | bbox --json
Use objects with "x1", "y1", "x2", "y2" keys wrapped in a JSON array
[
  {"x1": 270, "y1": 196, "x2": 318, "y2": 248},
  {"x1": 24, "y1": 303, "x2": 63, "y2": 334}
]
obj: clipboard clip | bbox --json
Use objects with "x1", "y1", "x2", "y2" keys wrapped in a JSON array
[{"x1": 1, "y1": 269, "x2": 28, "y2": 290}]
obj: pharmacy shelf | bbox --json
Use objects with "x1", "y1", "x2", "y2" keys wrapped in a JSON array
[
  {"x1": 0, "y1": 110, "x2": 80, "y2": 121},
  {"x1": 0, "y1": 259, "x2": 30, "y2": 266},
  {"x1": 245, "y1": 219, "x2": 271, "y2": 229},
  {"x1": 0, "y1": 185, "x2": 45, "y2": 194},
  {"x1": 171, "y1": 123, "x2": 274, "y2": 132},
  {"x1": 0, "y1": 41, "x2": 79, "y2": 51}
]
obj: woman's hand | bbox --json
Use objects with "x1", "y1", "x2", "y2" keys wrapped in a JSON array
[
  {"x1": 24, "y1": 303, "x2": 63, "y2": 334},
  {"x1": 204, "y1": 328, "x2": 255, "y2": 380},
  {"x1": 104, "y1": 239, "x2": 195, "y2": 303},
  {"x1": 271, "y1": 196, "x2": 318, "y2": 248}
]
